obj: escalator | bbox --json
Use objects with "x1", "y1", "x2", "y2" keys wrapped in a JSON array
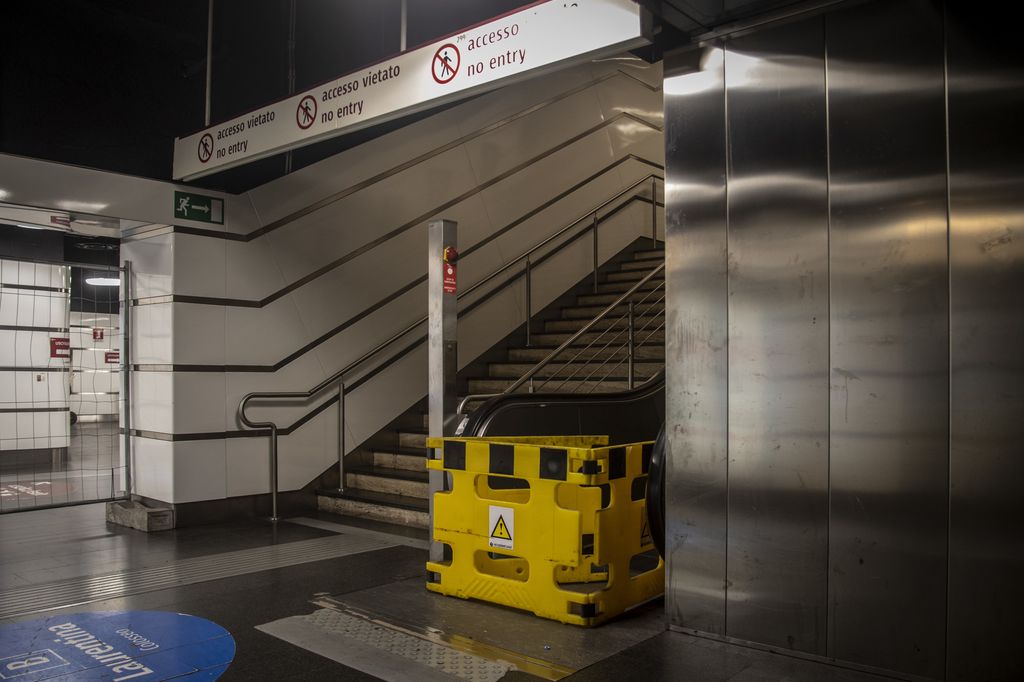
[{"x1": 458, "y1": 371, "x2": 668, "y2": 558}]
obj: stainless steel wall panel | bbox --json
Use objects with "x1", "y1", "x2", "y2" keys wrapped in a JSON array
[
  {"x1": 946, "y1": 12, "x2": 1024, "y2": 681},
  {"x1": 724, "y1": 19, "x2": 830, "y2": 655},
  {"x1": 825, "y1": 1, "x2": 948, "y2": 677},
  {"x1": 663, "y1": 46, "x2": 730, "y2": 635}
]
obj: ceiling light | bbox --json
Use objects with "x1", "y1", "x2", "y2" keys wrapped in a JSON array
[
  {"x1": 85, "y1": 277, "x2": 120, "y2": 287},
  {"x1": 57, "y1": 200, "x2": 108, "y2": 212}
]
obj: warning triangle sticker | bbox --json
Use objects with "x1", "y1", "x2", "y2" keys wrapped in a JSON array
[
  {"x1": 640, "y1": 510, "x2": 652, "y2": 546},
  {"x1": 491, "y1": 515, "x2": 512, "y2": 541}
]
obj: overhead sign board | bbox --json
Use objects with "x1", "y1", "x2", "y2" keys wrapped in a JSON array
[{"x1": 172, "y1": 0, "x2": 646, "y2": 180}]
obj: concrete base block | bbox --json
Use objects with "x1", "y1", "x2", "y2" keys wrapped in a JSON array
[{"x1": 106, "y1": 499, "x2": 176, "y2": 532}]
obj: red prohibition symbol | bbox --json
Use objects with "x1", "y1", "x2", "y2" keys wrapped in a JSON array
[
  {"x1": 197, "y1": 133, "x2": 214, "y2": 163},
  {"x1": 432, "y1": 43, "x2": 460, "y2": 84},
  {"x1": 296, "y1": 95, "x2": 317, "y2": 129}
]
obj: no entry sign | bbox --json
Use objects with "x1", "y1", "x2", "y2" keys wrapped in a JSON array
[{"x1": 173, "y1": 0, "x2": 645, "y2": 180}]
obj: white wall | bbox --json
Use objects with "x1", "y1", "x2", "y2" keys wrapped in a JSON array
[
  {"x1": 9, "y1": 56, "x2": 664, "y2": 504},
  {"x1": 0, "y1": 259, "x2": 70, "y2": 450}
]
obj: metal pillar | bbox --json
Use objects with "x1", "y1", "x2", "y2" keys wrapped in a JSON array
[
  {"x1": 627, "y1": 301, "x2": 635, "y2": 390},
  {"x1": 120, "y1": 261, "x2": 133, "y2": 498},
  {"x1": 284, "y1": 0, "x2": 297, "y2": 175},
  {"x1": 399, "y1": 0, "x2": 408, "y2": 51},
  {"x1": 337, "y1": 382, "x2": 345, "y2": 492},
  {"x1": 592, "y1": 213, "x2": 600, "y2": 292},
  {"x1": 651, "y1": 176, "x2": 658, "y2": 246},
  {"x1": 204, "y1": 0, "x2": 214, "y2": 126},
  {"x1": 524, "y1": 256, "x2": 532, "y2": 347},
  {"x1": 269, "y1": 426, "x2": 279, "y2": 521},
  {"x1": 428, "y1": 219, "x2": 458, "y2": 563}
]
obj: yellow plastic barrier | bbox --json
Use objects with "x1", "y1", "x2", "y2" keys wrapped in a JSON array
[{"x1": 425, "y1": 435, "x2": 664, "y2": 626}]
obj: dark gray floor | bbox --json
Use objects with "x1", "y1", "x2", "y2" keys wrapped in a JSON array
[
  {"x1": 0, "y1": 501, "x2": 332, "y2": 589},
  {"x1": 0, "y1": 504, "x2": 907, "y2": 681},
  {"x1": 1, "y1": 421, "x2": 122, "y2": 510},
  {"x1": 565, "y1": 630, "x2": 898, "y2": 682}
]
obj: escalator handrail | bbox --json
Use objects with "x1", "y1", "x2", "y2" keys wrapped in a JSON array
[
  {"x1": 647, "y1": 422, "x2": 667, "y2": 559},
  {"x1": 460, "y1": 369, "x2": 664, "y2": 437}
]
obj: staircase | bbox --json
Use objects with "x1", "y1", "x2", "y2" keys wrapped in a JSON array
[{"x1": 317, "y1": 243, "x2": 665, "y2": 528}]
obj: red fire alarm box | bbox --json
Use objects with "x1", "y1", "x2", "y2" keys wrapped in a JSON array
[{"x1": 442, "y1": 246, "x2": 459, "y2": 294}]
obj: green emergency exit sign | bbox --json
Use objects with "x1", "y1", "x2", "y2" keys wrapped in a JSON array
[{"x1": 174, "y1": 191, "x2": 224, "y2": 224}]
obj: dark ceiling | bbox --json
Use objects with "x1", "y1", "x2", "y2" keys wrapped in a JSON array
[
  {"x1": 636, "y1": 0, "x2": 809, "y2": 35},
  {"x1": 0, "y1": 0, "x2": 529, "y2": 194},
  {"x1": 1, "y1": 1, "x2": 804, "y2": 195}
]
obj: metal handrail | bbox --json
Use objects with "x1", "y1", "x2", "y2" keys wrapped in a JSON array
[
  {"x1": 574, "y1": 293, "x2": 666, "y2": 392},
  {"x1": 582, "y1": 316, "x2": 666, "y2": 395},
  {"x1": 239, "y1": 174, "x2": 662, "y2": 521},
  {"x1": 456, "y1": 262, "x2": 665, "y2": 413},
  {"x1": 458, "y1": 174, "x2": 661, "y2": 301},
  {"x1": 537, "y1": 285, "x2": 665, "y2": 393}
]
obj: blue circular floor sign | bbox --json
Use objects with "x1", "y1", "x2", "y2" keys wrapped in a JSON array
[{"x1": 0, "y1": 611, "x2": 235, "y2": 681}]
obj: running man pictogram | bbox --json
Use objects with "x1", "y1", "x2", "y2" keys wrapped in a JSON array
[
  {"x1": 432, "y1": 43, "x2": 460, "y2": 84},
  {"x1": 296, "y1": 95, "x2": 317, "y2": 129}
]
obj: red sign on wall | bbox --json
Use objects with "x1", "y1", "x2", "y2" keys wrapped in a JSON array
[
  {"x1": 105, "y1": 351, "x2": 120, "y2": 365},
  {"x1": 49, "y1": 337, "x2": 70, "y2": 359},
  {"x1": 92, "y1": 328, "x2": 104, "y2": 341},
  {"x1": 443, "y1": 263, "x2": 457, "y2": 294}
]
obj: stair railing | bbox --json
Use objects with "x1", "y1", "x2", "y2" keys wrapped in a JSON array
[
  {"x1": 456, "y1": 262, "x2": 665, "y2": 413},
  {"x1": 539, "y1": 277, "x2": 666, "y2": 395},
  {"x1": 239, "y1": 174, "x2": 662, "y2": 521}
]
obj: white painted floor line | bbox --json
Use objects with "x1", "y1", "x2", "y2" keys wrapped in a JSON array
[
  {"x1": 0, "y1": 532, "x2": 396, "y2": 620},
  {"x1": 286, "y1": 516, "x2": 431, "y2": 550}
]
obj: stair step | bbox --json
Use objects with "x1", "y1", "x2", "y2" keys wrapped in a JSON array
[
  {"x1": 468, "y1": 378, "x2": 632, "y2": 394},
  {"x1": 561, "y1": 301, "x2": 663, "y2": 319},
  {"x1": 545, "y1": 315, "x2": 663, "y2": 333},
  {"x1": 507, "y1": 346, "x2": 665, "y2": 362},
  {"x1": 346, "y1": 466, "x2": 429, "y2": 497},
  {"x1": 527, "y1": 329, "x2": 665, "y2": 346},
  {"x1": 398, "y1": 430, "x2": 428, "y2": 450},
  {"x1": 487, "y1": 362, "x2": 663, "y2": 379},
  {"x1": 597, "y1": 279, "x2": 664, "y2": 294},
  {"x1": 606, "y1": 270, "x2": 664, "y2": 283},
  {"x1": 317, "y1": 489, "x2": 429, "y2": 528},
  {"x1": 372, "y1": 449, "x2": 428, "y2": 472},
  {"x1": 576, "y1": 292, "x2": 631, "y2": 305},
  {"x1": 619, "y1": 258, "x2": 664, "y2": 272},
  {"x1": 632, "y1": 249, "x2": 664, "y2": 260}
]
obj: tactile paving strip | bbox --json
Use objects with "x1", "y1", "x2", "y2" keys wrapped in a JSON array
[{"x1": 303, "y1": 608, "x2": 510, "y2": 681}]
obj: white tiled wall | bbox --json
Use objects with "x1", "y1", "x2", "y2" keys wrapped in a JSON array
[
  {"x1": 0, "y1": 260, "x2": 71, "y2": 451},
  {"x1": 69, "y1": 311, "x2": 120, "y2": 417}
]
